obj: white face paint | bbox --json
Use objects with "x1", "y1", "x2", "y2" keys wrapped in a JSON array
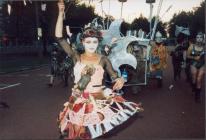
[{"x1": 83, "y1": 37, "x2": 99, "y2": 54}]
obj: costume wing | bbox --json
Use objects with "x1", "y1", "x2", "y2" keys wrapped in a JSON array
[
  {"x1": 108, "y1": 36, "x2": 138, "y2": 76},
  {"x1": 175, "y1": 25, "x2": 190, "y2": 37},
  {"x1": 101, "y1": 19, "x2": 123, "y2": 45}
]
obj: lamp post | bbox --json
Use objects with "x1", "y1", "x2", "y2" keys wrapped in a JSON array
[
  {"x1": 146, "y1": 0, "x2": 155, "y2": 38},
  {"x1": 150, "y1": 0, "x2": 164, "y2": 40},
  {"x1": 99, "y1": 0, "x2": 105, "y2": 29},
  {"x1": 107, "y1": 0, "x2": 110, "y2": 29},
  {"x1": 118, "y1": 0, "x2": 127, "y2": 19}
]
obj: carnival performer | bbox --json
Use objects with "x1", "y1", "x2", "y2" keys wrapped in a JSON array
[
  {"x1": 55, "y1": 1, "x2": 143, "y2": 139},
  {"x1": 170, "y1": 37, "x2": 184, "y2": 81},
  {"x1": 150, "y1": 31, "x2": 168, "y2": 88},
  {"x1": 187, "y1": 32, "x2": 205, "y2": 102}
]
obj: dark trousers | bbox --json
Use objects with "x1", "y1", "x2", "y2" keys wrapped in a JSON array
[
  {"x1": 185, "y1": 59, "x2": 192, "y2": 83},
  {"x1": 172, "y1": 63, "x2": 181, "y2": 81}
]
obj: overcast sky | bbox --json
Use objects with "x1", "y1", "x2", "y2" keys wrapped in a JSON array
[{"x1": 81, "y1": 0, "x2": 204, "y2": 23}]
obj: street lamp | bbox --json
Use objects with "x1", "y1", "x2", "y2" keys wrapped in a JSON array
[
  {"x1": 118, "y1": 0, "x2": 127, "y2": 19},
  {"x1": 146, "y1": 0, "x2": 155, "y2": 38},
  {"x1": 149, "y1": 0, "x2": 164, "y2": 40}
]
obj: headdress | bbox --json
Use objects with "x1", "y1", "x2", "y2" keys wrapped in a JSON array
[
  {"x1": 196, "y1": 32, "x2": 204, "y2": 37},
  {"x1": 155, "y1": 31, "x2": 163, "y2": 43},
  {"x1": 80, "y1": 23, "x2": 103, "y2": 41}
]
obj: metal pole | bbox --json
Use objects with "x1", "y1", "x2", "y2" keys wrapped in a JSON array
[
  {"x1": 35, "y1": 1, "x2": 39, "y2": 42},
  {"x1": 100, "y1": 1, "x2": 105, "y2": 29},
  {"x1": 150, "y1": 0, "x2": 163, "y2": 40},
  {"x1": 120, "y1": 2, "x2": 123, "y2": 18},
  {"x1": 149, "y1": 3, "x2": 153, "y2": 38},
  {"x1": 35, "y1": 1, "x2": 42, "y2": 57},
  {"x1": 107, "y1": 0, "x2": 111, "y2": 29}
]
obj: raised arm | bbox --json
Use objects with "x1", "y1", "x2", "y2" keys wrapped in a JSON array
[
  {"x1": 55, "y1": 1, "x2": 64, "y2": 38},
  {"x1": 55, "y1": 1, "x2": 76, "y2": 59}
]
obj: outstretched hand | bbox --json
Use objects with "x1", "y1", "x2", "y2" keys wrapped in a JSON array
[
  {"x1": 194, "y1": 56, "x2": 200, "y2": 61},
  {"x1": 72, "y1": 85, "x2": 81, "y2": 97},
  {"x1": 112, "y1": 77, "x2": 125, "y2": 91}
]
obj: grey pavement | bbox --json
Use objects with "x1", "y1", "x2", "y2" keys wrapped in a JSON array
[{"x1": 0, "y1": 56, "x2": 205, "y2": 140}]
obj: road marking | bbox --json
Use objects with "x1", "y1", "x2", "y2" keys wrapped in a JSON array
[
  {"x1": 37, "y1": 74, "x2": 51, "y2": 77},
  {"x1": 19, "y1": 74, "x2": 29, "y2": 77},
  {"x1": 45, "y1": 74, "x2": 51, "y2": 77},
  {"x1": 0, "y1": 83, "x2": 21, "y2": 90},
  {"x1": 0, "y1": 84, "x2": 9, "y2": 87},
  {"x1": 0, "y1": 74, "x2": 50, "y2": 77},
  {"x1": 20, "y1": 68, "x2": 29, "y2": 71},
  {"x1": 0, "y1": 65, "x2": 48, "y2": 75},
  {"x1": 0, "y1": 75, "x2": 12, "y2": 77}
]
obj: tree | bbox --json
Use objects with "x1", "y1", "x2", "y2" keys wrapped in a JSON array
[
  {"x1": 131, "y1": 15, "x2": 167, "y2": 38},
  {"x1": 120, "y1": 21, "x2": 131, "y2": 36},
  {"x1": 0, "y1": 0, "x2": 98, "y2": 51},
  {"x1": 168, "y1": 11, "x2": 194, "y2": 38},
  {"x1": 193, "y1": 1, "x2": 205, "y2": 35},
  {"x1": 150, "y1": 17, "x2": 167, "y2": 37},
  {"x1": 131, "y1": 14, "x2": 150, "y2": 34},
  {"x1": 1, "y1": 1, "x2": 42, "y2": 46},
  {"x1": 168, "y1": 1, "x2": 205, "y2": 38},
  {"x1": 63, "y1": 2, "x2": 97, "y2": 34}
]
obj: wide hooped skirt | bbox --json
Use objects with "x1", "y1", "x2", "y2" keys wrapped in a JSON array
[{"x1": 58, "y1": 89, "x2": 143, "y2": 139}]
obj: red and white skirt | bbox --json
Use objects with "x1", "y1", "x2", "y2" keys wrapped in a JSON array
[{"x1": 58, "y1": 88, "x2": 143, "y2": 139}]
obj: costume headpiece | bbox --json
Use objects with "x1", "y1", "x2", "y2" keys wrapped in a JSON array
[
  {"x1": 196, "y1": 32, "x2": 205, "y2": 44},
  {"x1": 155, "y1": 31, "x2": 163, "y2": 43},
  {"x1": 196, "y1": 32, "x2": 204, "y2": 37},
  {"x1": 80, "y1": 23, "x2": 103, "y2": 41}
]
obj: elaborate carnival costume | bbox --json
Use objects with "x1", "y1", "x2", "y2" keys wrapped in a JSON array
[
  {"x1": 56, "y1": 28, "x2": 143, "y2": 139},
  {"x1": 150, "y1": 32, "x2": 168, "y2": 87}
]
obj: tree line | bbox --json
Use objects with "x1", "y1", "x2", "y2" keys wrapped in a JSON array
[
  {"x1": 0, "y1": 0, "x2": 204, "y2": 45},
  {"x1": 168, "y1": 1, "x2": 205, "y2": 39}
]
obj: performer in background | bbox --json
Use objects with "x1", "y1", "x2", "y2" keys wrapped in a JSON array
[
  {"x1": 187, "y1": 32, "x2": 205, "y2": 102},
  {"x1": 170, "y1": 37, "x2": 184, "y2": 81},
  {"x1": 150, "y1": 31, "x2": 168, "y2": 88},
  {"x1": 55, "y1": 1, "x2": 143, "y2": 139},
  {"x1": 174, "y1": 25, "x2": 191, "y2": 83}
]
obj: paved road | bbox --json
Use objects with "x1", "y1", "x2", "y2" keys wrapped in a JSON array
[{"x1": 0, "y1": 57, "x2": 205, "y2": 139}]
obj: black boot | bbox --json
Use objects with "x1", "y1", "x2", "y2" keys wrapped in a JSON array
[
  {"x1": 157, "y1": 78, "x2": 162, "y2": 88},
  {"x1": 0, "y1": 102, "x2": 10, "y2": 109},
  {"x1": 174, "y1": 75, "x2": 177, "y2": 81},
  {"x1": 191, "y1": 83, "x2": 196, "y2": 92},
  {"x1": 195, "y1": 88, "x2": 201, "y2": 102}
]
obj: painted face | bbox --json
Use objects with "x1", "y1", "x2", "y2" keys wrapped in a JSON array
[
  {"x1": 83, "y1": 37, "x2": 99, "y2": 53},
  {"x1": 196, "y1": 34, "x2": 204, "y2": 43}
]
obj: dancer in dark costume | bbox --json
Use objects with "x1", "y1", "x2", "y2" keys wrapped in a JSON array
[{"x1": 187, "y1": 32, "x2": 205, "y2": 102}]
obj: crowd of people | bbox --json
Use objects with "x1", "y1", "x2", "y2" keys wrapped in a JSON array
[{"x1": 170, "y1": 32, "x2": 205, "y2": 102}]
